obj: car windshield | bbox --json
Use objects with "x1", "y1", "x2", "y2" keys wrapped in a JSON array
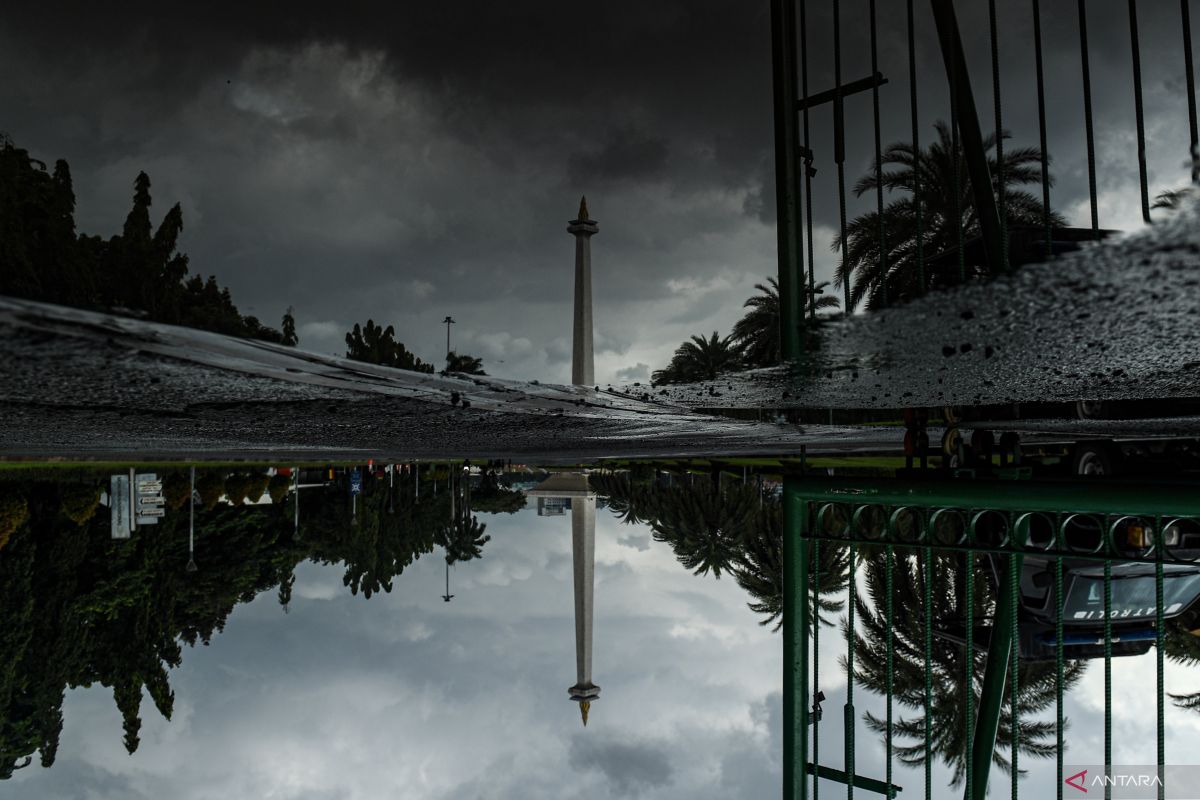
[{"x1": 1066, "y1": 567, "x2": 1200, "y2": 621}]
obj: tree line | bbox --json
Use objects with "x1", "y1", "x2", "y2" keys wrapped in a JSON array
[
  {"x1": 0, "y1": 134, "x2": 296, "y2": 345},
  {"x1": 0, "y1": 465, "x2": 523, "y2": 778},
  {"x1": 342, "y1": 318, "x2": 488, "y2": 375}
]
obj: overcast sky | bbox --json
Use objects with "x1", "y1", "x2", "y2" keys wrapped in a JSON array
[{"x1": 2, "y1": 1, "x2": 1197, "y2": 383}]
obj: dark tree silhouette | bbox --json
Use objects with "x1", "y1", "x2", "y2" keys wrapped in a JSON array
[
  {"x1": 731, "y1": 277, "x2": 840, "y2": 368},
  {"x1": 0, "y1": 465, "x2": 485, "y2": 774},
  {"x1": 590, "y1": 469, "x2": 850, "y2": 627},
  {"x1": 444, "y1": 351, "x2": 487, "y2": 375},
  {"x1": 281, "y1": 307, "x2": 299, "y2": 346},
  {"x1": 836, "y1": 121, "x2": 1066, "y2": 311},
  {"x1": 0, "y1": 137, "x2": 291, "y2": 342},
  {"x1": 651, "y1": 331, "x2": 743, "y2": 385},
  {"x1": 345, "y1": 320, "x2": 435, "y2": 373}
]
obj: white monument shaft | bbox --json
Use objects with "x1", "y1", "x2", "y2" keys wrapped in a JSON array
[
  {"x1": 526, "y1": 473, "x2": 599, "y2": 725},
  {"x1": 567, "y1": 197, "x2": 597, "y2": 386},
  {"x1": 571, "y1": 494, "x2": 598, "y2": 691}
]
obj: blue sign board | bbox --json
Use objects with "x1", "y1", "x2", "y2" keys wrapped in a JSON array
[{"x1": 350, "y1": 469, "x2": 363, "y2": 495}]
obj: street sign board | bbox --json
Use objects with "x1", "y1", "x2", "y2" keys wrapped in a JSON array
[
  {"x1": 134, "y1": 473, "x2": 164, "y2": 526},
  {"x1": 110, "y1": 474, "x2": 131, "y2": 539},
  {"x1": 350, "y1": 469, "x2": 363, "y2": 496}
]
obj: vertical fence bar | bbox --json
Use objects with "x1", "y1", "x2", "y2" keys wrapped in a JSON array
[
  {"x1": 1128, "y1": 0, "x2": 1151, "y2": 224},
  {"x1": 1104, "y1": 557, "x2": 1112, "y2": 800},
  {"x1": 847, "y1": 540, "x2": 857, "y2": 800},
  {"x1": 771, "y1": 0, "x2": 804, "y2": 361},
  {"x1": 814, "y1": 537, "x2": 822, "y2": 800},
  {"x1": 870, "y1": 0, "x2": 887, "y2": 307},
  {"x1": 1078, "y1": 0, "x2": 1100, "y2": 238},
  {"x1": 965, "y1": 546, "x2": 975, "y2": 800},
  {"x1": 1184, "y1": 0, "x2": 1199, "y2": 182},
  {"x1": 800, "y1": 0, "x2": 817, "y2": 322},
  {"x1": 834, "y1": 0, "x2": 851, "y2": 311},
  {"x1": 1010, "y1": 525, "x2": 1021, "y2": 800},
  {"x1": 1032, "y1": 0, "x2": 1053, "y2": 259},
  {"x1": 988, "y1": 0, "x2": 1009, "y2": 273},
  {"x1": 1156, "y1": 516, "x2": 1165, "y2": 800},
  {"x1": 885, "y1": 544, "x2": 894, "y2": 798},
  {"x1": 784, "y1": 478, "x2": 811, "y2": 800},
  {"x1": 924, "y1": 542, "x2": 933, "y2": 800},
  {"x1": 907, "y1": 0, "x2": 925, "y2": 294},
  {"x1": 950, "y1": 17, "x2": 964, "y2": 285},
  {"x1": 1056, "y1": 550, "x2": 1065, "y2": 800}
]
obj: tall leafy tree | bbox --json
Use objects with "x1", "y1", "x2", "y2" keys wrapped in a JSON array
[
  {"x1": 281, "y1": 307, "x2": 299, "y2": 346},
  {"x1": 836, "y1": 121, "x2": 1066, "y2": 311},
  {"x1": 345, "y1": 320, "x2": 435, "y2": 373},
  {"x1": 0, "y1": 137, "x2": 289, "y2": 343}
]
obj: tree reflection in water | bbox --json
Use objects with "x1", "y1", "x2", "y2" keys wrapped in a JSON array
[
  {"x1": 0, "y1": 466, "x2": 514, "y2": 779},
  {"x1": 849, "y1": 551, "x2": 1084, "y2": 785},
  {"x1": 589, "y1": 468, "x2": 850, "y2": 629},
  {"x1": 590, "y1": 467, "x2": 1097, "y2": 785}
]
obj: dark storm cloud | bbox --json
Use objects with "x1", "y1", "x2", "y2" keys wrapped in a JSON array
[
  {"x1": 1, "y1": 1, "x2": 1194, "y2": 381},
  {"x1": 569, "y1": 127, "x2": 670, "y2": 184},
  {"x1": 568, "y1": 735, "x2": 674, "y2": 795}
]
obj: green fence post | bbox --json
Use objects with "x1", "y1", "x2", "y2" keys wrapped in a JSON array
[
  {"x1": 966, "y1": 551, "x2": 1024, "y2": 800},
  {"x1": 785, "y1": 477, "x2": 811, "y2": 800},
  {"x1": 771, "y1": 0, "x2": 805, "y2": 362}
]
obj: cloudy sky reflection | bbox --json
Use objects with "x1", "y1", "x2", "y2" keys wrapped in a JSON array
[
  {"x1": 8, "y1": 505, "x2": 784, "y2": 800},
  {"x1": 8, "y1": 500, "x2": 1200, "y2": 800}
]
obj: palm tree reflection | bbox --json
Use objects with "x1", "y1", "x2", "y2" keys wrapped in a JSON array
[
  {"x1": 849, "y1": 552, "x2": 1084, "y2": 784},
  {"x1": 591, "y1": 468, "x2": 1089, "y2": 782}
]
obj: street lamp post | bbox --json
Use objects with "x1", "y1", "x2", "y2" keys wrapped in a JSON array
[
  {"x1": 442, "y1": 316, "x2": 456, "y2": 360},
  {"x1": 186, "y1": 466, "x2": 198, "y2": 572}
]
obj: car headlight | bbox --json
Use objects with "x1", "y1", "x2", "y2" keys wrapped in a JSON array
[{"x1": 1125, "y1": 522, "x2": 1151, "y2": 549}]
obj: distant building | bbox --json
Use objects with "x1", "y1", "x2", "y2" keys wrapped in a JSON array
[{"x1": 537, "y1": 497, "x2": 571, "y2": 516}]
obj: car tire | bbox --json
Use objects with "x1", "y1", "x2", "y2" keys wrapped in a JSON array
[
  {"x1": 1075, "y1": 400, "x2": 1107, "y2": 420},
  {"x1": 1071, "y1": 441, "x2": 1123, "y2": 477}
]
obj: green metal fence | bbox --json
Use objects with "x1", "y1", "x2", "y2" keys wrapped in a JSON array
[{"x1": 783, "y1": 476, "x2": 1200, "y2": 800}]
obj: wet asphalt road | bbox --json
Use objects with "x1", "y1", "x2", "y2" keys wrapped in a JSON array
[
  {"x1": 2, "y1": 199, "x2": 1199, "y2": 461},
  {"x1": 0, "y1": 297, "x2": 866, "y2": 461}
]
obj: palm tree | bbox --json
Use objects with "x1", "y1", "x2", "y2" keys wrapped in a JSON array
[
  {"x1": 733, "y1": 503, "x2": 851, "y2": 631},
  {"x1": 836, "y1": 121, "x2": 1067, "y2": 312},
  {"x1": 589, "y1": 469, "x2": 850, "y2": 626},
  {"x1": 651, "y1": 331, "x2": 743, "y2": 385},
  {"x1": 848, "y1": 552, "x2": 1084, "y2": 785},
  {"x1": 440, "y1": 515, "x2": 490, "y2": 564},
  {"x1": 1153, "y1": 187, "x2": 1193, "y2": 211},
  {"x1": 731, "y1": 277, "x2": 840, "y2": 368},
  {"x1": 1163, "y1": 614, "x2": 1200, "y2": 713},
  {"x1": 644, "y1": 478, "x2": 761, "y2": 578},
  {"x1": 444, "y1": 351, "x2": 486, "y2": 375},
  {"x1": 588, "y1": 471, "x2": 657, "y2": 525}
]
